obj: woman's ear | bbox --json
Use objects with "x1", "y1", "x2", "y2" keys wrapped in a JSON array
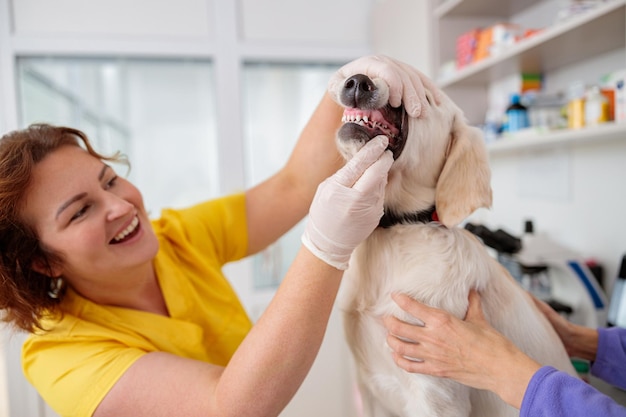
[
  {"x1": 31, "y1": 258, "x2": 62, "y2": 278},
  {"x1": 435, "y1": 117, "x2": 492, "y2": 228}
]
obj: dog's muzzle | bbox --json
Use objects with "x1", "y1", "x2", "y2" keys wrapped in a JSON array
[
  {"x1": 341, "y1": 74, "x2": 382, "y2": 110},
  {"x1": 337, "y1": 74, "x2": 408, "y2": 160}
]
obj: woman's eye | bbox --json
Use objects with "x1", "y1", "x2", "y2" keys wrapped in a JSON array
[
  {"x1": 105, "y1": 176, "x2": 118, "y2": 190},
  {"x1": 70, "y1": 205, "x2": 90, "y2": 222}
]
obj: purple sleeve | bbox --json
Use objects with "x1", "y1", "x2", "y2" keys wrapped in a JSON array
[
  {"x1": 591, "y1": 327, "x2": 626, "y2": 389},
  {"x1": 521, "y1": 366, "x2": 626, "y2": 417}
]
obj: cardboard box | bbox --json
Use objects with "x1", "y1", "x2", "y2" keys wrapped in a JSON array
[{"x1": 456, "y1": 29, "x2": 480, "y2": 69}]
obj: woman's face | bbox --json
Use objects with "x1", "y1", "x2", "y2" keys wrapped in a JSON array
[{"x1": 21, "y1": 145, "x2": 159, "y2": 286}]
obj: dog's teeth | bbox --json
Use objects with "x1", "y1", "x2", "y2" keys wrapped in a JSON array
[
  {"x1": 363, "y1": 115, "x2": 369, "y2": 123},
  {"x1": 342, "y1": 115, "x2": 347, "y2": 123}
]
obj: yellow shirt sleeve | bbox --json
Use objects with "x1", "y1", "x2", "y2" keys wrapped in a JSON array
[
  {"x1": 23, "y1": 323, "x2": 145, "y2": 417},
  {"x1": 22, "y1": 193, "x2": 253, "y2": 417}
]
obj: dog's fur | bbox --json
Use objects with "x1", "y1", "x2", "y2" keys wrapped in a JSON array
[{"x1": 329, "y1": 60, "x2": 577, "y2": 417}]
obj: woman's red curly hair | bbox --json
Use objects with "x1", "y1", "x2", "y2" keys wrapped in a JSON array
[{"x1": 0, "y1": 124, "x2": 126, "y2": 332}]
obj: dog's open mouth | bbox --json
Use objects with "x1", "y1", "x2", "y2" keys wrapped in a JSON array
[{"x1": 338, "y1": 104, "x2": 408, "y2": 160}]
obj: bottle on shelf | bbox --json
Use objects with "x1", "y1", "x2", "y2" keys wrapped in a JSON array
[
  {"x1": 482, "y1": 109, "x2": 501, "y2": 144},
  {"x1": 503, "y1": 93, "x2": 529, "y2": 133},
  {"x1": 584, "y1": 85, "x2": 610, "y2": 126},
  {"x1": 567, "y1": 81, "x2": 586, "y2": 129}
]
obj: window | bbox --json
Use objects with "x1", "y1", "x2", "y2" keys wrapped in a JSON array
[
  {"x1": 17, "y1": 57, "x2": 219, "y2": 216},
  {"x1": 242, "y1": 62, "x2": 339, "y2": 289}
]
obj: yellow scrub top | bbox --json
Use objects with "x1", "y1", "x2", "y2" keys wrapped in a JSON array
[{"x1": 21, "y1": 194, "x2": 253, "y2": 417}]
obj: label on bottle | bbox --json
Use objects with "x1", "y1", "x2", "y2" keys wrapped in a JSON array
[
  {"x1": 506, "y1": 109, "x2": 529, "y2": 132},
  {"x1": 585, "y1": 98, "x2": 609, "y2": 125}
]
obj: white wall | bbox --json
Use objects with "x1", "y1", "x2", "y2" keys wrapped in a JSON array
[
  {"x1": 12, "y1": 0, "x2": 214, "y2": 38},
  {"x1": 371, "y1": 0, "x2": 620, "y2": 260},
  {"x1": 465, "y1": 3, "x2": 626, "y2": 292},
  {"x1": 484, "y1": 138, "x2": 626, "y2": 292},
  {"x1": 370, "y1": 0, "x2": 435, "y2": 77}
]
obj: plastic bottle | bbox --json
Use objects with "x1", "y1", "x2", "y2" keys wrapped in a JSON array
[
  {"x1": 568, "y1": 98, "x2": 585, "y2": 129},
  {"x1": 567, "y1": 80, "x2": 586, "y2": 129},
  {"x1": 482, "y1": 109, "x2": 501, "y2": 143},
  {"x1": 504, "y1": 93, "x2": 529, "y2": 132},
  {"x1": 584, "y1": 85, "x2": 609, "y2": 126}
]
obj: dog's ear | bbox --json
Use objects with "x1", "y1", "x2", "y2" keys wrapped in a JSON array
[{"x1": 435, "y1": 116, "x2": 492, "y2": 228}]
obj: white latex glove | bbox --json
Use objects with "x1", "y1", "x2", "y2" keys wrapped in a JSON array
[
  {"x1": 328, "y1": 55, "x2": 441, "y2": 118},
  {"x1": 302, "y1": 136, "x2": 393, "y2": 270}
]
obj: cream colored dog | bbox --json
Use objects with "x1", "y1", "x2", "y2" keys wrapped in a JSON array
[{"x1": 328, "y1": 57, "x2": 577, "y2": 417}]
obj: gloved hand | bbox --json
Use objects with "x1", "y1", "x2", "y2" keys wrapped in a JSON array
[
  {"x1": 302, "y1": 136, "x2": 393, "y2": 270},
  {"x1": 328, "y1": 55, "x2": 441, "y2": 118}
]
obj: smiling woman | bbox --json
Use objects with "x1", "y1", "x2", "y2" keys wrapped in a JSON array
[{"x1": 0, "y1": 124, "x2": 135, "y2": 331}]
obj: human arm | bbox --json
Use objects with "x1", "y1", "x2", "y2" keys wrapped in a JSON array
[
  {"x1": 327, "y1": 55, "x2": 442, "y2": 118},
  {"x1": 592, "y1": 327, "x2": 626, "y2": 390},
  {"x1": 245, "y1": 55, "x2": 437, "y2": 255},
  {"x1": 532, "y1": 296, "x2": 626, "y2": 389},
  {"x1": 384, "y1": 290, "x2": 540, "y2": 409},
  {"x1": 93, "y1": 250, "x2": 343, "y2": 417},
  {"x1": 244, "y1": 92, "x2": 345, "y2": 255},
  {"x1": 93, "y1": 137, "x2": 392, "y2": 417},
  {"x1": 385, "y1": 291, "x2": 626, "y2": 416},
  {"x1": 520, "y1": 366, "x2": 626, "y2": 417},
  {"x1": 532, "y1": 296, "x2": 599, "y2": 361}
]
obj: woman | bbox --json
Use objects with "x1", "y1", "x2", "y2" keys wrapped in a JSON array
[
  {"x1": 0, "y1": 55, "x2": 432, "y2": 417},
  {"x1": 385, "y1": 290, "x2": 626, "y2": 416}
]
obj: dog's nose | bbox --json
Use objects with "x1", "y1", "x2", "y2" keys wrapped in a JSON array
[{"x1": 341, "y1": 74, "x2": 377, "y2": 108}]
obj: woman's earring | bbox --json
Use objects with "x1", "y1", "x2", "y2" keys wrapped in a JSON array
[{"x1": 48, "y1": 277, "x2": 63, "y2": 299}]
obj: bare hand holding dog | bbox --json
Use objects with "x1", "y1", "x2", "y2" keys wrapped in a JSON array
[
  {"x1": 328, "y1": 55, "x2": 441, "y2": 118},
  {"x1": 385, "y1": 290, "x2": 542, "y2": 409},
  {"x1": 532, "y1": 295, "x2": 599, "y2": 361},
  {"x1": 302, "y1": 135, "x2": 393, "y2": 270}
]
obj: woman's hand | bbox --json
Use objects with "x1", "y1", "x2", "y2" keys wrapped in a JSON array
[
  {"x1": 532, "y1": 295, "x2": 599, "y2": 361},
  {"x1": 384, "y1": 290, "x2": 541, "y2": 409},
  {"x1": 302, "y1": 135, "x2": 393, "y2": 270},
  {"x1": 328, "y1": 55, "x2": 441, "y2": 118}
]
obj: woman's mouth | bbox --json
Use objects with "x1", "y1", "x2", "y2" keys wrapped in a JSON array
[{"x1": 111, "y1": 216, "x2": 140, "y2": 244}]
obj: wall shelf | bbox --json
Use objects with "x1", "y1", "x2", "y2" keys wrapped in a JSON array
[
  {"x1": 435, "y1": 0, "x2": 543, "y2": 18},
  {"x1": 426, "y1": 0, "x2": 626, "y2": 307},
  {"x1": 488, "y1": 122, "x2": 626, "y2": 154},
  {"x1": 437, "y1": 0, "x2": 626, "y2": 88}
]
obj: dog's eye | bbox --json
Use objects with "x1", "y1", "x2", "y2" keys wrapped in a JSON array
[{"x1": 425, "y1": 92, "x2": 433, "y2": 106}]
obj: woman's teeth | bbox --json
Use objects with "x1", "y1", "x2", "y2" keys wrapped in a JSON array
[{"x1": 113, "y1": 216, "x2": 139, "y2": 242}]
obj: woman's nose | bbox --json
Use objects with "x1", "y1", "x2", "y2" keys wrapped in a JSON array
[{"x1": 104, "y1": 193, "x2": 134, "y2": 221}]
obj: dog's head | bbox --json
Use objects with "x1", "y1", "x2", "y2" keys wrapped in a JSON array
[{"x1": 329, "y1": 60, "x2": 492, "y2": 228}]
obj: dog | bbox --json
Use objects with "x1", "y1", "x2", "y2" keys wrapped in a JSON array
[{"x1": 328, "y1": 58, "x2": 577, "y2": 417}]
